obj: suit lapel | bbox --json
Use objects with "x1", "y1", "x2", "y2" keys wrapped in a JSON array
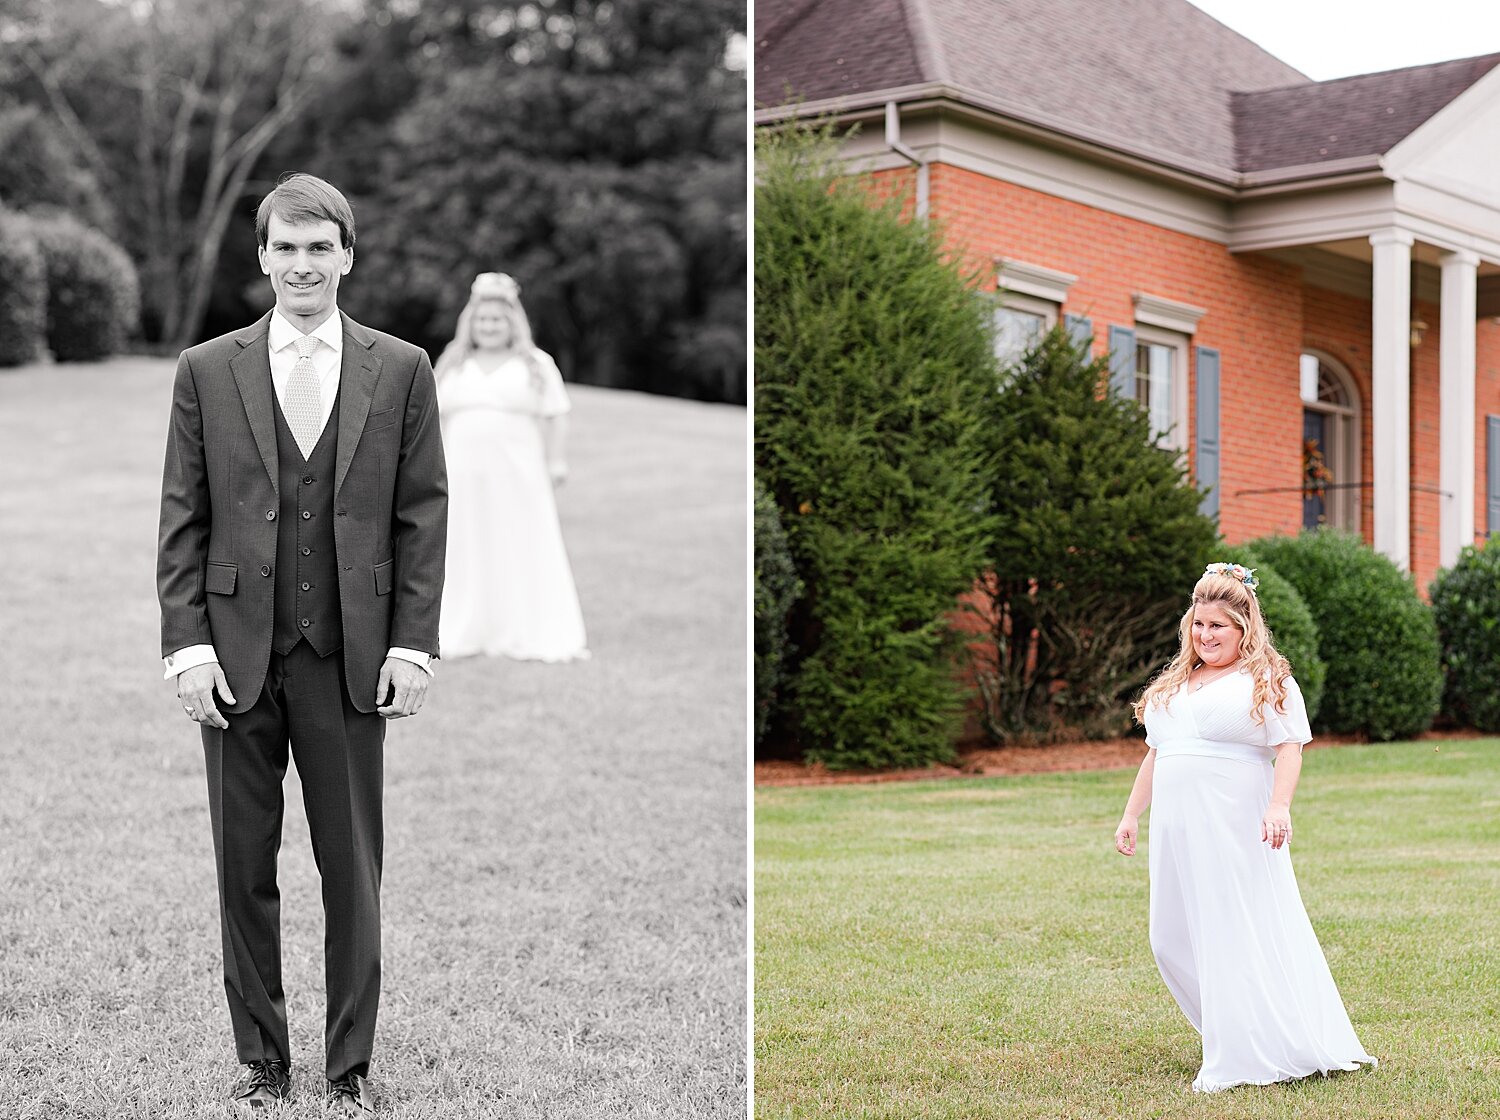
[
  {"x1": 336, "y1": 312, "x2": 383, "y2": 496},
  {"x1": 229, "y1": 313, "x2": 278, "y2": 497}
]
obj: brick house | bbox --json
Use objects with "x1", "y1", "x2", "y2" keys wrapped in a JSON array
[{"x1": 756, "y1": 0, "x2": 1500, "y2": 589}]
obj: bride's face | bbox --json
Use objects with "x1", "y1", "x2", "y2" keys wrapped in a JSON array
[
  {"x1": 470, "y1": 302, "x2": 515, "y2": 350},
  {"x1": 1191, "y1": 602, "x2": 1243, "y2": 667}
]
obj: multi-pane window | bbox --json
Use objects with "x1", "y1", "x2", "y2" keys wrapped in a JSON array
[
  {"x1": 1130, "y1": 326, "x2": 1188, "y2": 450},
  {"x1": 1300, "y1": 351, "x2": 1359, "y2": 531},
  {"x1": 994, "y1": 305, "x2": 1049, "y2": 370}
]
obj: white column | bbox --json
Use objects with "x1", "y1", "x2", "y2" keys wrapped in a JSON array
[
  {"x1": 1370, "y1": 229, "x2": 1414, "y2": 571},
  {"x1": 1439, "y1": 248, "x2": 1480, "y2": 568}
]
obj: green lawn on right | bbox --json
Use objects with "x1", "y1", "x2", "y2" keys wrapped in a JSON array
[{"x1": 755, "y1": 740, "x2": 1500, "y2": 1119}]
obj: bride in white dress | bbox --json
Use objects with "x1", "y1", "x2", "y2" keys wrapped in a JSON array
[
  {"x1": 433, "y1": 272, "x2": 589, "y2": 662},
  {"x1": 1115, "y1": 562, "x2": 1375, "y2": 1092}
]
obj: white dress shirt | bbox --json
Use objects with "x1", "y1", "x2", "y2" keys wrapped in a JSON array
[{"x1": 164, "y1": 308, "x2": 433, "y2": 681}]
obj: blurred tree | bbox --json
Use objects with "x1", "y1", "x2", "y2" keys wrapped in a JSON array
[
  {"x1": 2, "y1": 0, "x2": 347, "y2": 347},
  {"x1": 0, "y1": 105, "x2": 115, "y2": 233},
  {"x1": 298, "y1": 0, "x2": 746, "y2": 401}
]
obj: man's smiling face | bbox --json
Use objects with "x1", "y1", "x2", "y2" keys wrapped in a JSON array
[{"x1": 258, "y1": 212, "x2": 353, "y2": 328}]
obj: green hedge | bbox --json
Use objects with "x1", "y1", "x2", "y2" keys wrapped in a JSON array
[
  {"x1": 0, "y1": 207, "x2": 46, "y2": 367},
  {"x1": 755, "y1": 127, "x2": 998, "y2": 769},
  {"x1": 1430, "y1": 538, "x2": 1500, "y2": 731},
  {"x1": 754, "y1": 478, "x2": 802, "y2": 748},
  {"x1": 1218, "y1": 544, "x2": 1325, "y2": 725},
  {"x1": 1248, "y1": 531, "x2": 1440, "y2": 740},
  {"x1": 972, "y1": 327, "x2": 1218, "y2": 742},
  {"x1": 29, "y1": 211, "x2": 139, "y2": 361}
]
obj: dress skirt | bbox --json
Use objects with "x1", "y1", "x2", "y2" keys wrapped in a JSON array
[
  {"x1": 1148, "y1": 742, "x2": 1376, "y2": 1092},
  {"x1": 439, "y1": 407, "x2": 589, "y2": 661}
]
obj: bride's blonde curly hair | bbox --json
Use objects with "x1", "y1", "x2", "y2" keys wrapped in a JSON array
[{"x1": 1132, "y1": 567, "x2": 1291, "y2": 725}]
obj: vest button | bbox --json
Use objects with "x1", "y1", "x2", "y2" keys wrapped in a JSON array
[
  {"x1": 301, "y1": 582, "x2": 311, "y2": 591},
  {"x1": 299, "y1": 617, "x2": 311, "y2": 628},
  {"x1": 301, "y1": 511, "x2": 312, "y2": 520},
  {"x1": 260, "y1": 565, "x2": 271, "y2": 577},
  {"x1": 303, "y1": 476, "x2": 314, "y2": 485},
  {"x1": 266, "y1": 510, "x2": 276, "y2": 521},
  {"x1": 301, "y1": 547, "x2": 311, "y2": 556}
]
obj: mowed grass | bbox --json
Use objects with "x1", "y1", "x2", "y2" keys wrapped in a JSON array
[
  {"x1": 0, "y1": 357, "x2": 746, "y2": 1118},
  {"x1": 756, "y1": 743, "x2": 1500, "y2": 1119}
]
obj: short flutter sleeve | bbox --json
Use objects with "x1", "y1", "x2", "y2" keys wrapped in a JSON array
[
  {"x1": 532, "y1": 348, "x2": 572, "y2": 418},
  {"x1": 1259, "y1": 675, "x2": 1312, "y2": 750}
]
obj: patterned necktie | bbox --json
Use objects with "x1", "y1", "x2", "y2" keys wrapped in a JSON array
[{"x1": 284, "y1": 334, "x2": 323, "y2": 459}]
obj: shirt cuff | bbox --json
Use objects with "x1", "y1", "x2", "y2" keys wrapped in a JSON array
[
  {"x1": 164, "y1": 644, "x2": 219, "y2": 680},
  {"x1": 387, "y1": 647, "x2": 435, "y2": 676}
]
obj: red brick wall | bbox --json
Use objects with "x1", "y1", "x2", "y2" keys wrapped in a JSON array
[{"x1": 884, "y1": 160, "x2": 1500, "y2": 590}]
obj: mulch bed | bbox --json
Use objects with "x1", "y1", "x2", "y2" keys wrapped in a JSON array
[{"x1": 754, "y1": 728, "x2": 1487, "y2": 787}]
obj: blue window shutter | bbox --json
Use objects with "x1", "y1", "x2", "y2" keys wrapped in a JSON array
[
  {"x1": 1488, "y1": 416, "x2": 1500, "y2": 535},
  {"x1": 1196, "y1": 347, "x2": 1221, "y2": 519},
  {"x1": 1065, "y1": 314, "x2": 1093, "y2": 354},
  {"x1": 1108, "y1": 325, "x2": 1135, "y2": 397}
]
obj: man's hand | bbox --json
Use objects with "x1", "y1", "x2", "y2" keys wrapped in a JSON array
[
  {"x1": 376, "y1": 657, "x2": 430, "y2": 719},
  {"x1": 177, "y1": 664, "x2": 235, "y2": 729}
]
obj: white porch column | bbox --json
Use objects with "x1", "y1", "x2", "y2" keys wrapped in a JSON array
[
  {"x1": 1370, "y1": 229, "x2": 1414, "y2": 571},
  {"x1": 1439, "y1": 248, "x2": 1480, "y2": 568}
]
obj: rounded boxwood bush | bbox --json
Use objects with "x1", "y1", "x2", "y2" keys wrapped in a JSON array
[
  {"x1": 29, "y1": 211, "x2": 140, "y2": 361},
  {"x1": 1248, "y1": 530, "x2": 1440, "y2": 740},
  {"x1": 755, "y1": 477, "x2": 802, "y2": 748},
  {"x1": 1430, "y1": 538, "x2": 1500, "y2": 731},
  {"x1": 1218, "y1": 544, "x2": 1325, "y2": 725},
  {"x1": 0, "y1": 207, "x2": 46, "y2": 367}
]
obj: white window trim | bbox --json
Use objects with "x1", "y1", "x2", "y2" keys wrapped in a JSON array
[
  {"x1": 991, "y1": 291, "x2": 1058, "y2": 372},
  {"x1": 1302, "y1": 349, "x2": 1362, "y2": 534},
  {"x1": 1133, "y1": 292, "x2": 1207, "y2": 336},
  {"x1": 996, "y1": 257, "x2": 1076, "y2": 304},
  {"x1": 1134, "y1": 323, "x2": 1190, "y2": 453}
]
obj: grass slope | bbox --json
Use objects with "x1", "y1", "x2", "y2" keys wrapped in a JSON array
[
  {"x1": 756, "y1": 742, "x2": 1500, "y2": 1119},
  {"x1": 0, "y1": 357, "x2": 746, "y2": 1118}
]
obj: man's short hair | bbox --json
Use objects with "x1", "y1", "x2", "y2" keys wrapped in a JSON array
[{"x1": 255, "y1": 173, "x2": 356, "y2": 249}]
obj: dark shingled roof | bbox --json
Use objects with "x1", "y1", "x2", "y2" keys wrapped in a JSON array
[
  {"x1": 756, "y1": 0, "x2": 1500, "y2": 179},
  {"x1": 1233, "y1": 53, "x2": 1500, "y2": 172}
]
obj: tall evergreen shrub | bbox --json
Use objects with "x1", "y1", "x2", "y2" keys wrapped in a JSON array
[
  {"x1": 1249, "y1": 531, "x2": 1440, "y2": 740},
  {"x1": 755, "y1": 478, "x2": 802, "y2": 748},
  {"x1": 755, "y1": 128, "x2": 999, "y2": 769},
  {"x1": 1218, "y1": 544, "x2": 1325, "y2": 724},
  {"x1": 973, "y1": 328, "x2": 1218, "y2": 742},
  {"x1": 0, "y1": 207, "x2": 46, "y2": 368},
  {"x1": 29, "y1": 212, "x2": 140, "y2": 361},
  {"x1": 1430, "y1": 539, "x2": 1500, "y2": 731}
]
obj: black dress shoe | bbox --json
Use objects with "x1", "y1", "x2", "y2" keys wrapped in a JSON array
[
  {"x1": 230, "y1": 1059, "x2": 290, "y2": 1110},
  {"x1": 327, "y1": 1071, "x2": 375, "y2": 1115}
]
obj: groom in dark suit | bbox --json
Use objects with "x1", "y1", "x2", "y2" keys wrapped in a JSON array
[{"x1": 157, "y1": 173, "x2": 446, "y2": 1114}]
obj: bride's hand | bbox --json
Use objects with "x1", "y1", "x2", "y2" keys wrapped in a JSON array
[
  {"x1": 1262, "y1": 805, "x2": 1292, "y2": 849},
  {"x1": 1114, "y1": 815, "x2": 1138, "y2": 856}
]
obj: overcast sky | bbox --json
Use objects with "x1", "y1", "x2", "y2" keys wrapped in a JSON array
[{"x1": 1186, "y1": 0, "x2": 1500, "y2": 80}]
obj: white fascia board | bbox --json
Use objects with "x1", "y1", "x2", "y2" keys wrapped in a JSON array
[{"x1": 1228, "y1": 183, "x2": 1399, "y2": 252}]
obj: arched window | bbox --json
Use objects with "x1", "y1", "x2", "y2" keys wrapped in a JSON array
[{"x1": 1300, "y1": 351, "x2": 1360, "y2": 532}]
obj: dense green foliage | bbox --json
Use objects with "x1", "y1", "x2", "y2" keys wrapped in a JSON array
[
  {"x1": 1218, "y1": 544, "x2": 1325, "y2": 724},
  {"x1": 1430, "y1": 538, "x2": 1500, "y2": 731},
  {"x1": 0, "y1": 208, "x2": 46, "y2": 367},
  {"x1": 1249, "y1": 531, "x2": 1440, "y2": 740},
  {"x1": 972, "y1": 328, "x2": 1218, "y2": 742},
  {"x1": 29, "y1": 212, "x2": 140, "y2": 361},
  {"x1": 755, "y1": 129, "x2": 998, "y2": 770},
  {"x1": 754, "y1": 479, "x2": 802, "y2": 748}
]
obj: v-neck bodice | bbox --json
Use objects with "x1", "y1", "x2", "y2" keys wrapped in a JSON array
[{"x1": 1143, "y1": 670, "x2": 1311, "y2": 763}]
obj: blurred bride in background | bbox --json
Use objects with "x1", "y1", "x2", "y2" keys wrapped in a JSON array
[{"x1": 434, "y1": 272, "x2": 589, "y2": 662}]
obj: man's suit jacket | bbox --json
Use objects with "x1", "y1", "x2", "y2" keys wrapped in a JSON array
[{"x1": 157, "y1": 310, "x2": 447, "y2": 714}]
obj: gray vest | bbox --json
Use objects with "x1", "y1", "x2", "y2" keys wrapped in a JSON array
[{"x1": 271, "y1": 390, "x2": 342, "y2": 657}]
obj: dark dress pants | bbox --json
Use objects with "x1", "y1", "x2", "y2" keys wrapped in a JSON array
[{"x1": 201, "y1": 642, "x2": 384, "y2": 1080}]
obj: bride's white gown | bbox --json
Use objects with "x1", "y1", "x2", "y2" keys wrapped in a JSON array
[
  {"x1": 1143, "y1": 671, "x2": 1375, "y2": 1092},
  {"x1": 437, "y1": 351, "x2": 589, "y2": 662}
]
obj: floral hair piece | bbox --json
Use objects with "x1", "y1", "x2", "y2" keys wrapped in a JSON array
[{"x1": 1203, "y1": 561, "x2": 1259, "y2": 593}]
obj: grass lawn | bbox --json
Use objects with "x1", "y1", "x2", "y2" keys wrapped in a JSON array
[
  {"x1": 0, "y1": 356, "x2": 746, "y2": 1118},
  {"x1": 756, "y1": 741, "x2": 1500, "y2": 1119}
]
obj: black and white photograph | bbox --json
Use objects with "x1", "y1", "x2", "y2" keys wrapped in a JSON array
[{"x1": 0, "y1": 1, "x2": 746, "y2": 1116}]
